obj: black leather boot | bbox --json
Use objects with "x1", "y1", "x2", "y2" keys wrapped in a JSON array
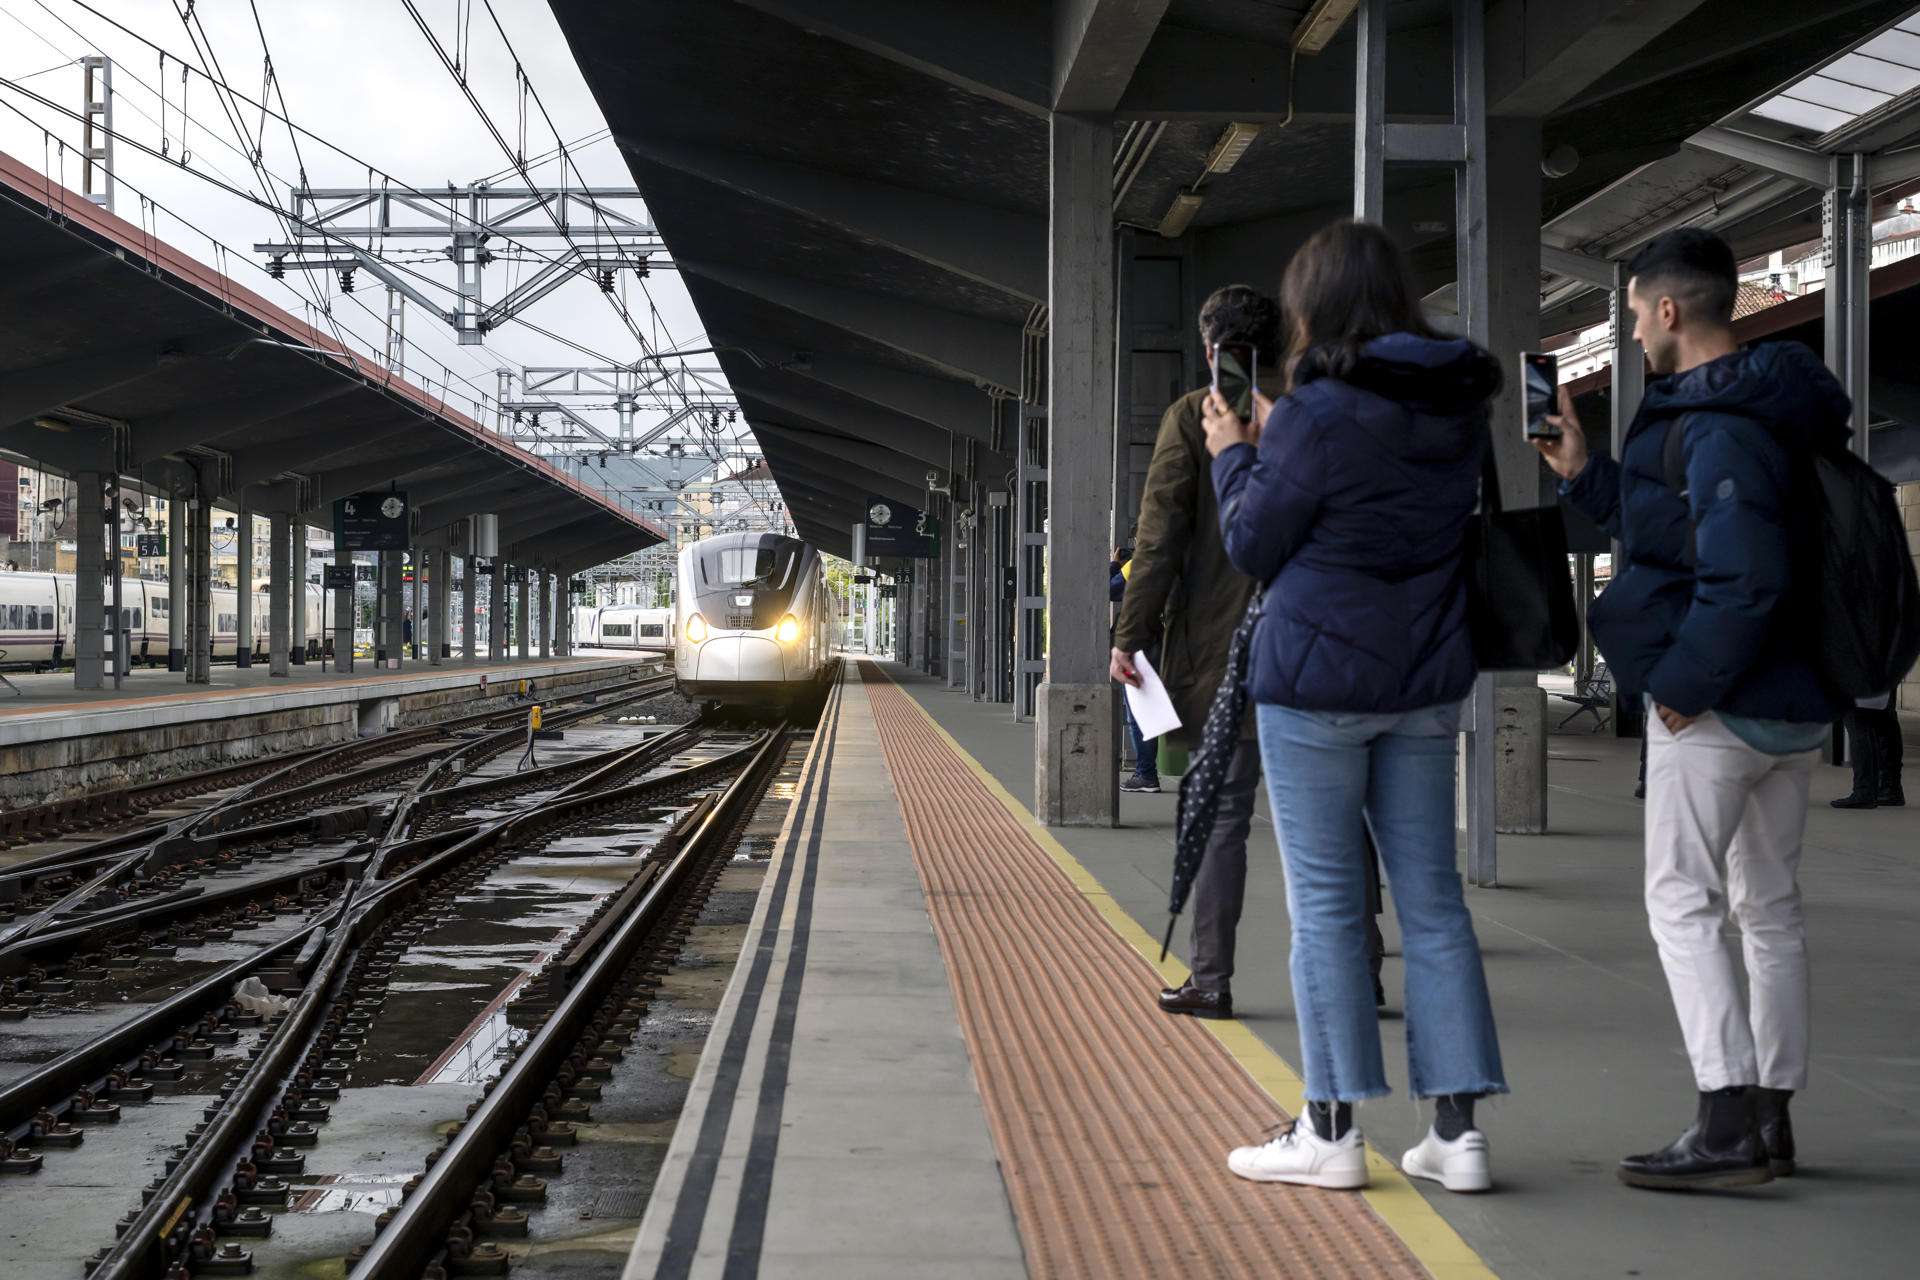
[
  {"x1": 1754, "y1": 1088, "x2": 1795, "y2": 1175},
  {"x1": 1157, "y1": 982, "x2": 1232, "y2": 1019},
  {"x1": 1617, "y1": 1087, "x2": 1774, "y2": 1190}
]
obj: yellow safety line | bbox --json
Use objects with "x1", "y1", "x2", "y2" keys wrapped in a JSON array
[{"x1": 884, "y1": 678, "x2": 1499, "y2": 1280}]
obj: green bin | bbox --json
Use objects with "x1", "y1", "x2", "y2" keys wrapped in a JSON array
[{"x1": 1156, "y1": 738, "x2": 1189, "y2": 778}]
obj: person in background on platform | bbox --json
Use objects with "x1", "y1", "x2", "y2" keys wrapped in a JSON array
[
  {"x1": 1537, "y1": 226, "x2": 1847, "y2": 1190},
  {"x1": 1112, "y1": 284, "x2": 1280, "y2": 1020},
  {"x1": 1111, "y1": 542, "x2": 1159, "y2": 793},
  {"x1": 1832, "y1": 694, "x2": 1904, "y2": 808},
  {"x1": 1205, "y1": 221, "x2": 1506, "y2": 1193}
]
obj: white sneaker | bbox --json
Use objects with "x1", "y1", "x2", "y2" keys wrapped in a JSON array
[
  {"x1": 1227, "y1": 1122, "x2": 1369, "y2": 1189},
  {"x1": 1400, "y1": 1126, "x2": 1491, "y2": 1192}
]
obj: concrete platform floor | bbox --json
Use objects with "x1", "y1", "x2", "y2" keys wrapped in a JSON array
[
  {"x1": 0, "y1": 650, "x2": 641, "y2": 716},
  {"x1": 898, "y1": 667, "x2": 1919, "y2": 1280}
]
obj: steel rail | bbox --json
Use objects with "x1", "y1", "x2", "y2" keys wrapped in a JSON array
[
  {"x1": 353, "y1": 724, "x2": 788, "y2": 1278},
  {"x1": 88, "y1": 727, "x2": 770, "y2": 1280}
]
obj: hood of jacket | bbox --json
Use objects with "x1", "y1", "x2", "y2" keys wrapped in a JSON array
[
  {"x1": 1293, "y1": 332, "x2": 1500, "y2": 466},
  {"x1": 1639, "y1": 341, "x2": 1851, "y2": 448}
]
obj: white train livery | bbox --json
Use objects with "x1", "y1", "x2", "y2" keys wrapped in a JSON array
[
  {"x1": 673, "y1": 532, "x2": 830, "y2": 705},
  {"x1": 572, "y1": 604, "x2": 676, "y2": 654},
  {"x1": 0, "y1": 572, "x2": 328, "y2": 668}
]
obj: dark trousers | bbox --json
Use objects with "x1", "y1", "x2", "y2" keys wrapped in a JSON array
[
  {"x1": 1845, "y1": 703, "x2": 1905, "y2": 798},
  {"x1": 1188, "y1": 738, "x2": 1258, "y2": 991}
]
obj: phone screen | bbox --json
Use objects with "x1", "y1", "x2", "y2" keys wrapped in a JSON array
[
  {"x1": 1522, "y1": 352, "x2": 1559, "y2": 439},
  {"x1": 1213, "y1": 342, "x2": 1257, "y2": 422}
]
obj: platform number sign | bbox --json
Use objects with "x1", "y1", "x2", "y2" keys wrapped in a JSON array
[
  {"x1": 134, "y1": 533, "x2": 166, "y2": 557},
  {"x1": 863, "y1": 496, "x2": 938, "y2": 558},
  {"x1": 333, "y1": 491, "x2": 409, "y2": 552},
  {"x1": 323, "y1": 565, "x2": 356, "y2": 590}
]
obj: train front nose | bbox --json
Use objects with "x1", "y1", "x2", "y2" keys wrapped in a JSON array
[{"x1": 694, "y1": 635, "x2": 786, "y2": 682}]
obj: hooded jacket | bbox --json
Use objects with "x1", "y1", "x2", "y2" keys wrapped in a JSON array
[
  {"x1": 1562, "y1": 340, "x2": 1851, "y2": 723},
  {"x1": 1210, "y1": 333, "x2": 1497, "y2": 713}
]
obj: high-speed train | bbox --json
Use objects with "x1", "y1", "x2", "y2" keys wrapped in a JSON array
[
  {"x1": 572, "y1": 605, "x2": 676, "y2": 654},
  {"x1": 674, "y1": 532, "x2": 831, "y2": 705},
  {"x1": 0, "y1": 572, "x2": 327, "y2": 668}
]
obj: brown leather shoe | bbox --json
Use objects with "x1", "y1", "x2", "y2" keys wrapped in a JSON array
[{"x1": 1158, "y1": 982, "x2": 1232, "y2": 1019}]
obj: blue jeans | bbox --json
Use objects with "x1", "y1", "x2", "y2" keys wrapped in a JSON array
[
  {"x1": 1256, "y1": 702, "x2": 1506, "y2": 1103},
  {"x1": 1124, "y1": 698, "x2": 1158, "y2": 780}
]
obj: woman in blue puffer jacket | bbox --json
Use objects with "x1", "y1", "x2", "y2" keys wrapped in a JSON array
[{"x1": 1205, "y1": 219, "x2": 1506, "y2": 1195}]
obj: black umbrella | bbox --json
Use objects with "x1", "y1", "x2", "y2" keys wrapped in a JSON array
[{"x1": 1162, "y1": 595, "x2": 1262, "y2": 960}]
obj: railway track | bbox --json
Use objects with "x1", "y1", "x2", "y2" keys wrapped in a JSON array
[
  {"x1": 0, "y1": 678, "x2": 818, "y2": 1280},
  {"x1": 0, "y1": 673, "x2": 675, "y2": 950}
]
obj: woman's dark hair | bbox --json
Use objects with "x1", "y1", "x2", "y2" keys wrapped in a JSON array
[
  {"x1": 1198, "y1": 284, "x2": 1282, "y2": 355},
  {"x1": 1280, "y1": 219, "x2": 1441, "y2": 387}
]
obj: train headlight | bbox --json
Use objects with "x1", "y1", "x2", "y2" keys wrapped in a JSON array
[
  {"x1": 776, "y1": 613, "x2": 801, "y2": 644},
  {"x1": 685, "y1": 612, "x2": 708, "y2": 644}
]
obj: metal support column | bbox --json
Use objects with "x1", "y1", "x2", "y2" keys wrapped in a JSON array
[
  {"x1": 108, "y1": 476, "x2": 124, "y2": 688},
  {"x1": 234, "y1": 506, "x2": 253, "y2": 668},
  {"x1": 332, "y1": 543, "x2": 353, "y2": 673},
  {"x1": 1014, "y1": 406, "x2": 1048, "y2": 720},
  {"x1": 189, "y1": 488, "x2": 212, "y2": 684},
  {"x1": 517, "y1": 569, "x2": 531, "y2": 660},
  {"x1": 410, "y1": 552, "x2": 422, "y2": 659},
  {"x1": 167, "y1": 494, "x2": 185, "y2": 670},
  {"x1": 269, "y1": 511, "x2": 291, "y2": 677},
  {"x1": 462, "y1": 554, "x2": 477, "y2": 662},
  {"x1": 386, "y1": 550, "x2": 406, "y2": 669},
  {"x1": 74, "y1": 472, "x2": 104, "y2": 690},
  {"x1": 489, "y1": 562, "x2": 507, "y2": 663},
  {"x1": 290, "y1": 520, "x2": 307, "y2": 664},
  {"x1": 555, "y1": 573, "x2": 571, "y2": 657},
  {"x1": 538, "y1": 570, "x2": 552, "y2": 659},
  {"x1": 1825, "y1": 155, "x2": 1872, "y2": 458}
]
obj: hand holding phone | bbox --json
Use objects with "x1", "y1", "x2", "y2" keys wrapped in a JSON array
[
  {"x1": 1522, "y1": 351, "x2": 1560, "y2": 440},
  {"x1": 1212, "y1": 341, "x2": 1257, "y2": 423}
]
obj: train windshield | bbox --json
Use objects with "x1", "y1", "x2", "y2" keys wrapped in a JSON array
[{"x1": 694, "y1": 537, "x2": 804, "y2": 629}]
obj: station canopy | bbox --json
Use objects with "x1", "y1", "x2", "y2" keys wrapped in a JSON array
[{"x1": 0, "y1": 151, "x2": 663, "y2": 572}]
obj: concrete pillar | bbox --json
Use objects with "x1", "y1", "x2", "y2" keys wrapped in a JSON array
[
  {"x1": 410, "y1": 553, "x2": 422, "y2": 660},
  {"x1": 1485, "y1": 114, "x2": 1549, "y2": 836},
  {"x1": 189, "y1": 488, "x2": 212, "y2": 684},
  {"x1": 332, "y1": 543, "x2": 353, "y2": 673},
  {"x1": 382, "y1": 551, "x2": 405, "y2": 668},
  {"x1": 516, "y1": 568, "x2": 531, "y2": 661},
  {"x1": 463, "y1": 554, "x2": 478, "y2": 662},
  {"x1": 290, "y1": 520, "x2": 307, "y2": 664},
  {"x1": 234, "y1": 505, "x2": 253, "y2": 668},
  {"x1": 269, "y1": 511, "x2": 291, "y2": 677},
  {"x1": 555, "y1": 573, "x2": 571, "y2": 656},
  {"x1": 538, "y1": 570, "x2": 552, "y2": 659},
  {"x1": 74, "y1": 472, "x2": 105, "y2": 690},
  {"x1": 489, "y1": 561, "x2": 507, "y2": 663},
  {"x1": 167, "y1": 494, "x2": 186, "y2": 671},
  {"x1": 1036, "y1": 112, "x2": 1116, "y2": 827},
  {"x1": 427, "y1": 547, "x2": 443, "y2": 666}
]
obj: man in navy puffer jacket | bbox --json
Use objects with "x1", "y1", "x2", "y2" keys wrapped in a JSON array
[{"x1": 1540, "y1": 227, "x2": 1847, "y2": 1193}]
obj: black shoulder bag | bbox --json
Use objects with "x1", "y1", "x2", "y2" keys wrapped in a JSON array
[{"x1": 1462, "y1": 433, "x2": 1580, "y2": 671}]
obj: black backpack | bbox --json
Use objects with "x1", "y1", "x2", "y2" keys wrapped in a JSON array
[{"x1": 1664, "y1": 418, "x2": 1920, "y2": 700}]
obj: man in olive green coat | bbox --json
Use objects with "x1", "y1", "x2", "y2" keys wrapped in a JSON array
[{"x1": 1109, "y1": 284, "x2": 1279, "y2": 1020}]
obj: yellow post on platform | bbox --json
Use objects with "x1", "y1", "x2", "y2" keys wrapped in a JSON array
[{"x1": 529, "y1": 704, "x2": 543, "y2": 732}]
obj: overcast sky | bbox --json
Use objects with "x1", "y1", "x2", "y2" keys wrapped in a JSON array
[{"x1": 0, "y1": 0, "x2": 712, "y2": 436}]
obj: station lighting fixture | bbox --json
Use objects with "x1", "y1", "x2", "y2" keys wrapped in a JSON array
[
  {"x1": 1202, "y1": 123, "x2": 1262, "y2": 175},
  {"x1": 1292, "y1": 0, "x2": 1361, "y2": 53},
  {"x1": 1157, "y1": 191, "x2": 1204, "y2": 238}
]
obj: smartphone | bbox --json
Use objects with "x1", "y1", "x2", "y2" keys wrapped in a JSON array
[
  {"x1": 1212, "y1": 341, "x2": 1257, "y2": 422},
  {"x1": 1522, "y1": 351, "x2": 1560, "y2": 440}
]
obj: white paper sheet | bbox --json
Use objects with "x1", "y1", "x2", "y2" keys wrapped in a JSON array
[{"x1": 1123, "y1": 650, "x2": 1183, "y2": 741}]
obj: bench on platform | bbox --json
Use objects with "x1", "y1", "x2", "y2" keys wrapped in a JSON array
[{"x1": 1557, "y1": 662, "x2": 1614, "y2": 732}]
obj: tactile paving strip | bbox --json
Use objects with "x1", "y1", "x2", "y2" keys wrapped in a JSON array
[{"x1": 862, "y1": 664, "x2": 1432, "y2": 1280}]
